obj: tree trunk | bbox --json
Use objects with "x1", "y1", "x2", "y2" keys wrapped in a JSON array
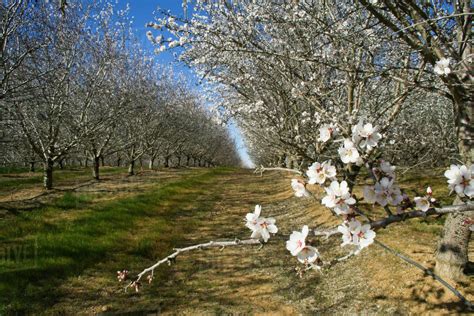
[
  {"x1": 186, "y1": 156, "x2": 190, "y2": 167},
  {"x1": 149, "y1": 157, "x2": 155, "y2": 170},
  {"x1": 116, "y1": 156, "x2": 121, "y2": 167},
  {"x1": 58, "y1": 159, "x2": 64, "y2": 170},
  {"x1": 100, "y1": 155, "x2": 105, "y2": 167},
  {"x1": 178, "y1": 156, "x2": 182, "y2": 167},
  {"x1": 92, "y1": 156, "x2": 100, "y2": 180},
  {"x1": 128, "y1": 160, "x2": 135, "y2": 176},
  {"x1": 29, "y1": 161, "x2": 35, "y2": 172},
  {"x1": 43, "y1": 158, "x2": 54, "y2": 190},
  {"x1": 435, "y1": 197, "x2": 472, "y2": 281},
  {"x1": 435, "y1": 90, "x2": 473, "y2": 280},
  {"x1": 164, "y1": 156, "x2": 169, "y2": 168}
]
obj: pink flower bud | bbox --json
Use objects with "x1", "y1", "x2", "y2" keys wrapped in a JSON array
[{"x1": 426, "y1": 187, "x2": 433, "y2": 195}]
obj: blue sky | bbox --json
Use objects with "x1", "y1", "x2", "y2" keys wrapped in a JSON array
[{"x1": 116, "y1": 0, "x2": 254, "y2": 168}]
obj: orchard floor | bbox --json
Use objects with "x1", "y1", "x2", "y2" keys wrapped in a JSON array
[{"x1": 0, "y1": 166, "x2": 472, "y2": 315}]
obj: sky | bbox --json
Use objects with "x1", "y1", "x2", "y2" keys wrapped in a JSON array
[{"x1": 115, "y1": 0, "x2": 255, "y2": 168}]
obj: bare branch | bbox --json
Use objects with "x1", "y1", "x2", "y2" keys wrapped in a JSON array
[
  {"x1": 126, "y1": 239, "x2": 262, "y2": 290},
  {"x1": 254, "y1": 165, "x2": 303, "y2": 176}
]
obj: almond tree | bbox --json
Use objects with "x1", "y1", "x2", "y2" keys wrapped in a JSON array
[
  {"x1": 127, "y1": 0, "x2": 474, "y2": 304},
  {"x1": 8, "y1": 1, "x2": 126, "y2": 188},
  {"x1": 357, "y1": 0, "x2": 473, "y2": 281}
]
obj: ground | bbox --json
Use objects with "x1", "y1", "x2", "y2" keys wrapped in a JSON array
[{"x1": 0, "y1": 166, "x2": 472, "y2": 315}]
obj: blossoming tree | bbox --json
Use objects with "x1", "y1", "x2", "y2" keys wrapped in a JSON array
[{"x1": 121, "y1": 0, "x2": 473, "y2": 307}]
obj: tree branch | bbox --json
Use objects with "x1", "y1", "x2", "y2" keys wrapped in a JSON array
[
  {"x1": 254, "y1": 165, "x2": 303, "y2": 176},
  {"x1": 126, "y1": 238, "x2": 262, "y2": 291},
  {"x1": 312, "y1": 203, "x2": 474, "y2": 238}
]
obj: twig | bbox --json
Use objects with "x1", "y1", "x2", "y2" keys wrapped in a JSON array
[
  {"x1": 374, "y1": 240, "x2": 473, "y2": 311},
  {"x1": 126, "y1": 238, "x2": 262, "y2": 290},
  {"x1": 254, "y1": 165, "x2": 303, "y2": 176},
  {"x1": 322, "y1": 251, "x2": 357, "y2": 267},
  {"x1": 313, "y1": 228, "x2": 340, "y2": 239}
]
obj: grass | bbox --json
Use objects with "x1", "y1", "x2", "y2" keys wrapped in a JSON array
[
  {"x1": 0, "y1": 166, "x2": 471, "y2": 314},
  {"x1": 0, "y1": 166, "x2": 127, "y2": 194},
  {"x1": 0, "y1": 167, "x2": 235, "y2": 314}
]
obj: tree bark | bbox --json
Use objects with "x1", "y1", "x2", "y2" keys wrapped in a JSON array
[
  {"x1": 435, "y1": 197, "x2": 472, "y2": 281},
  {"x1": 164, "y1": 156, "x2": 170, "y2": 168},
  {"x1": 29, "y1": 161, "x2": 35, "y2": 172},
  {"x1": 92, "y1": 156, "x2": 100, "y2": 180},
  {"x1": 128, "y1": 160, "x2": 135, "y2": 176},
  {"x1": 435, "y1": 89, "x2": 473, "y2": 281},
  {"x1": 43, "y1": 158, "x2": 54, "y2": 190},
  {"x1": 149, "y1": 157, "x2": 155, "y2": 170}
]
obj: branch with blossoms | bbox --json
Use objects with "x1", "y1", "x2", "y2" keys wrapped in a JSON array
[{"x1": 122, "y1": 119, "x2": 473, "y2": 306}]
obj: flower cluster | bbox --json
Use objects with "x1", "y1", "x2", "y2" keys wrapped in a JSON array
[
  {"x1": 414, "y1": 187, "x2": 436, "y2": 212},
  {"x1": 117, "y1": 270, "x2": 129, "y2": 282},
  {"x1": 306, "y1": 160, "x2": 337, "y2": 185},
  {"x1": 338, "y1": 219, "x2": 376, "y2": 253},
  {"x1": 245, "y1": 205, "x2": 278, "y2": 242},
  {"x1": 363, "y1": 161, "x2": 403, "y2": 207},
  {"x1": 322, "y1": 180, "x2": 356, "y2": 215},
  {"x1": 286, "y1": 225, "x2": 320, "y2": 264},
  {"x1": 444, "y1": 164, "x2": 474, "y2": 198},
  {"x1": 338, "y1": 139, "x2": 361, "y2": 164},
  {"x1": 245, "y1": 122, "x2": 472, "y2": 268},
  {"x1": 352, "y1": 120, "x2": 382, "y2": 151}
]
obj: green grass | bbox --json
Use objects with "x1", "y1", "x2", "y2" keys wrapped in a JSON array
[
  {"x1": 0, "y1": 167, "x2": 128, "y2": 193},
  {"x1": 0, "y1": 167, "x2": 31, "y2": 174},
  {"x1": 0, "y1": 167, "x2": 234, "y2": 314}
]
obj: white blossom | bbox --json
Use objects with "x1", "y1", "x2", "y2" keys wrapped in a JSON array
[
  {"x1": 245, "y1": 205, "x2": 278, "y2": 242},
  {"x1": 338, "y1": 139, "x2": 360, "y2": 164},
  {"x1": 374, "y1": 177, "x2": 403, "y2": 206},
  {"x1": 306, "y1": 160, "x2": 336, "y2": 185},
  {"x1": 379, "y1": 160, "x2": 396, "y2": 178},
  {"x1": 286, "y1": 225, "x2": 309, "y2": 256},
  {"x1": 338, "y1": 219, "x2": 376, "y2": 251},
  {"x1": 363, "y1": 185, "x2": 377, "y2": 204},
  {"x1": 434, "y1": 58, "x2": 451, "y2": 76},
  {"x1": 251, "y1": 217, "x2": 278, "y2": 242},
  {"x1": 322, "y1": 180, "x2": 356, "y2": 215},
  {"x1": 291, "y1": 179, "x2": 310, "y2": 197},
  {"x1": 318, "y1": 124, "x2": 335, "y2": 143},
  {"x1": 414, "y1": 196, "x2": 430, "y2": 212},
  {"x1": 296, "y1": 246, "x2": 320, "y2": 264},
  {"x1": 444, "y1": 164, "x2": 474, "y2": 198},
  {"x1": 245, "y1": 204, "x2": 261, "y2": 230},
  {"x1": 352, "y1": 120, "x2": 382, "y2": 151}
]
